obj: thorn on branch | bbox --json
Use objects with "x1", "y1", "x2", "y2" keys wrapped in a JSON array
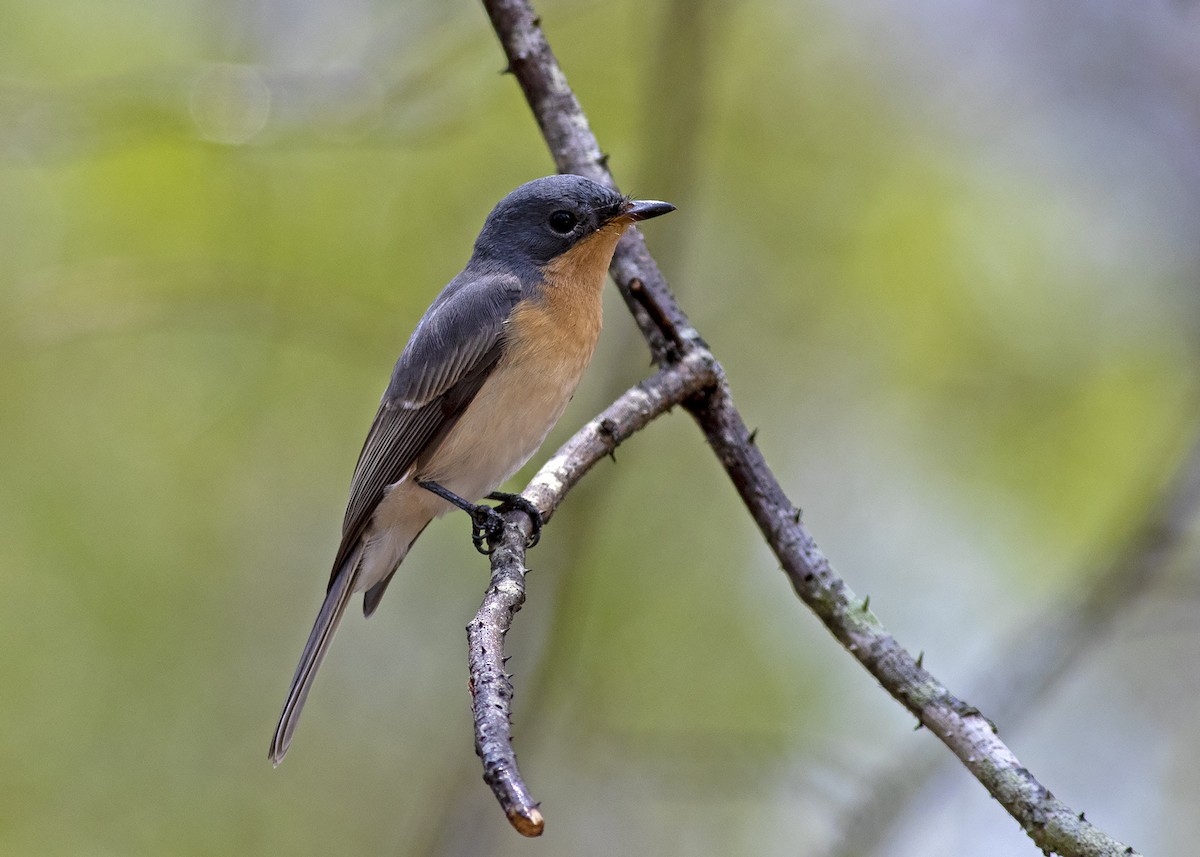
[
  {"x1": 595, "y1": 418, "x2": 620, "y2": 462},
  {"x1": 861, "y1": 595, "x2": 870, "y2": 612},
  {"x1": 950, "y1": 699, "x2": 983, "y2": 719},
  {"x1": 916, "y1": 651, "x2": 924, "y2": 669},
  {"x1": 747, "y1": 427, "x2": 759, "y2": 445},
  {"x1": 628, "y1": 277, "x2": 685, "y2": 355}
]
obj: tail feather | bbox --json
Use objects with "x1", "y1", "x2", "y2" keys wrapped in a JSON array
[{"x1": 269, "y1": 548, "x2": 361, "y2": 765}]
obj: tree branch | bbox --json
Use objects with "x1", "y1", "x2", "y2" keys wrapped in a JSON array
[
  {"x1": 477, "y1": 1, "x2": 1143, "y2": 853},
  {"x1": 468, "y1": 352, "x2": 718, "y2": 836},
  {"x1": 466, "y1": 542, "x2": 542, "y2": 836},
  {"x1": 830, "y1": 420, "x2": 1200, "y2": 857}
]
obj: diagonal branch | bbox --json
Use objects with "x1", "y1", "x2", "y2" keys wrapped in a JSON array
[
  {"x1": 829, "y1": 418, "x2": 1200, "y2": 857},
  {"x1": 476, "y1": 1, "x2": 1144, "y2": 854}
]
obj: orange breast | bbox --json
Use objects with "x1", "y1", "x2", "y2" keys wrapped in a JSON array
[{"x1": 504, "y1": 220, "x2": 626, "y2": 375}]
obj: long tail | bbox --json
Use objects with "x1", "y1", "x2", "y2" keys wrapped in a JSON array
[{"x1": 269, "y1": 548, "x2": 361, "y2": 765}]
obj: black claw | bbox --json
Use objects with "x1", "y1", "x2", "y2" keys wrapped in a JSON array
[
  {"x1": 486, "y1": 492, "x2": 543, "y2": 548},
  {"x1": 469, "y1": 506, "x2": 506, "y2": 555}
]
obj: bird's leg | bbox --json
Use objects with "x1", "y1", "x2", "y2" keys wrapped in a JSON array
[
  {"x1": 416, "y1": 480, "x2": 500, "y2": 553},
  {"x1": 416, "y1": 481, "x2": 541, "y2": 554}
]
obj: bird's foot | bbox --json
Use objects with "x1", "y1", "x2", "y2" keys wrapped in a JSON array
[
  {"x1": 467, "y1": 504, "x2": 505, "y2": 555},
  {"x1": 485, "y1": 492, "x2": 543, "y2": 550},
  {"x1": 417, "y1": 481, "x2": 542, "y2": 555}
]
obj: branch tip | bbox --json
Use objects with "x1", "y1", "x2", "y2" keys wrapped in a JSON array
[{"x1": 508, "y1": 806, "x2": 545, "y2": 837}]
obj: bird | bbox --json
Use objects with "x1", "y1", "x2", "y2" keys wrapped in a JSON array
[{"x1": 269, "y1": 174, "x2": 674, "y2": 763}]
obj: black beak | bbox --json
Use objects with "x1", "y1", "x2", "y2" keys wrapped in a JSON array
[{"x1": 622, "y1": 199, "x2": 676, "y2": 222}]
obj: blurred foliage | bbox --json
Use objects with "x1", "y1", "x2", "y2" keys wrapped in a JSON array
[{"x1": 2, "y1": 1, "x2": 1199, "y2": 855}]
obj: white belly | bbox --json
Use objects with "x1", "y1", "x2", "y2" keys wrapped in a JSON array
[{"x1": 417, "y1": 350, "x2": 588, "y2": 500}]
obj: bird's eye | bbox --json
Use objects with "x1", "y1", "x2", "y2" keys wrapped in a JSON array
[{"x1": 548, "y1": 210, "x2": 577, "y2": 234}]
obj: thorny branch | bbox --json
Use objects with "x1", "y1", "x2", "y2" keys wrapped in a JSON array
[
  {"x1": 467, "y1": 353, "x2": 718, "y2": 836},
  {"x1": 472, "y1": 0, "x2": 1144, "y2": 854},
  {"x1": 831, "y1": 424, "x2": 1200, "y2": 857}
]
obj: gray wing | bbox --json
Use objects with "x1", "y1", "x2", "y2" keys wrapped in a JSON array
[{"x1": 328, "y1": 272, "x2": 524, "y2": 583}]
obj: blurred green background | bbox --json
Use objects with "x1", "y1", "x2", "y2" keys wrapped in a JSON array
[{"x1": 3, "y1": 1, "x2": 1198, "y2": 854}]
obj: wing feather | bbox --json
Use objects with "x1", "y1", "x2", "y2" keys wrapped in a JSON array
[{"x1": 326, "y1": 272, "x2": 524, "y2": 584}]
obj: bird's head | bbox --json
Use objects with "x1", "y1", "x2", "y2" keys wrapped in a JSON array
[{"x1": 471, "y1": 174, "x2": 674, "y2": 271}]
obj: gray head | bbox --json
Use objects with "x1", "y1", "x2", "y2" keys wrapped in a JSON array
[{"x1": 470, "y1": 174, "x2": 674, "y2": 271}]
